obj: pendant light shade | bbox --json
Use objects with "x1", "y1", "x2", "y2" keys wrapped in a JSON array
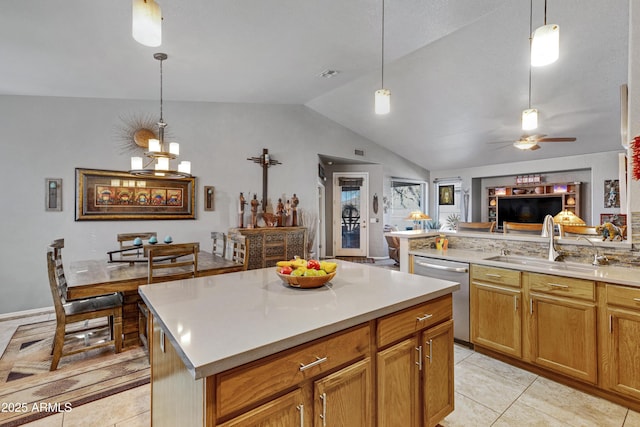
[
  {"x1": 522, "y1": 108, "x2": 538, "y2": 131},
  {"x1": 132, "y1": 0, "x2": 162, "y2": 47},
  {"x1": 531, "y1": 23, "x2": 559, "y2": 66},
  {"x1": 375, "y1": 89, "x2": 391, "y2": 115}
]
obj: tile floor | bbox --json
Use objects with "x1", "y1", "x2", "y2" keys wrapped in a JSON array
[{"x1": 2, "y1": 307, "x2": 639, "y2": 426}]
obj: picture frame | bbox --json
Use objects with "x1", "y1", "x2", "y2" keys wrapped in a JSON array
[
  {"x1": 45, "y1": 178, "x2": 62, "y2": 212},
  {"x1": 204, "y1": 186, "x2": 215, "y2": 211},
  {"x1": 600, "y1": 213, "x2": 626, "y2": 227},
  {"x1": 604, "y1": 179, "x2": 620, "y2": 208},
  {"x1": 75, "y1": 168, "x2": 195, "y2": 221},
  {"x1": 438, "y1": 185, "x2": 455, "y2": 205}
]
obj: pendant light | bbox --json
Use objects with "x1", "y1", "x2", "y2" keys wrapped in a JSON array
[
  {"x1": 522, "y1": 0, "x2": 538, "y2": 131},
  {"x1": 374, "y1": 0, "x2": 390, "y2": 115},
  {"x1": 531, "y1": 0, "x2": 559, "y2": 67},
  {"x1": 130, "y1": 53, "x2": 192, "y2": 178},
  {"x1": 132, "y1": 0, "x2": 162, "y2": 47}
]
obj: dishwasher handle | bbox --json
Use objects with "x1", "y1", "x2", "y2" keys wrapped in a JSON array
[{"x1": 415, "y1": 261, "x2": 468, "y2": 273}]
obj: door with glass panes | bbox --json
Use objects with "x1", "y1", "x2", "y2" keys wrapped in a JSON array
[{"x1": 334, "y1": 173, "x2": 368, "y2": 257}]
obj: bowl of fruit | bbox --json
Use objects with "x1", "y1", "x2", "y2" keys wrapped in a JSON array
[{"x1": 276, "y1": 258, "x2": 337, "y2": 289}]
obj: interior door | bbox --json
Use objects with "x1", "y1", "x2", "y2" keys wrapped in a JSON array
[{"x1": 334, "y1": 173, "x2": 368, "y2": 257}]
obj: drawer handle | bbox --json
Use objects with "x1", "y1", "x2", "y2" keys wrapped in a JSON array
[
  {"x1": 485, "y1": 273, "x2": 502, "y2": 278},
  {"x1": 548, "y1": 283, "x2": 569, "y2": 289},
  {"x1": 416, "y1": 314, "x2": 433, "y2": 322},
  {"x1": 299, "y1": 356, "x2": 328, "y2": 371}
]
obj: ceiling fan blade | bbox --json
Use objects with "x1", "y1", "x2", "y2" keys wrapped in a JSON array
[
  {"x1": 537, "y1": 137, "x2": 576, "y2": 142},
  {"x1": 529, "y1": 144, "x2": 541, "y2": 150}
]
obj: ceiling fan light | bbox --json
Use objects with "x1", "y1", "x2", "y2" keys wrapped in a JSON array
[
  {"x1": 531, "y1": 24, "x2": 559, "y2": 67},
  {"x1": 375, "y1": 89, "x2": 391, "y2": 115},
  {"x1": 514, "y1": 140, "x2": 537, "y2": 150},
  {"x1": 132, "y1": 0, "x2": 162, "y2": 47},
  {"x1": 522, "y1": 108, "x2": 538, "y2": 131}
]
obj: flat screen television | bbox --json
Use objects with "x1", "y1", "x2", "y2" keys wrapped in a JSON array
[{"x1": 496, "y1": 196, "x2": 563, "y2": 228}]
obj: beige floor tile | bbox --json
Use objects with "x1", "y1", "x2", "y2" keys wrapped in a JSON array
[
  {"x1": 19, "y1": 412, "x2": 64, "y2": 427},
  {"x1": 464, "y1": 351, "x2": 538, "y2": 387},
  {"x1": 114, "y1": 410, "x2": 150, "y2": 427},
  {"x1": 493, "y1": 401, "x2": 568, "y2": 426},
  {"x1": 625, "y1": 409, "x2": 640, "y2": 426},
  {"x1": 454, "y1": 359, "x2": 529, "y2": 413},
  {"x1": 62, "y1": 384, "x2": 150, "y2": 427},
  {"x1": 441, "y1": 392, "x2": 500, "y2": 427},
  {"x1": 453, "y1": 343, "x2": 474, "y2": 364},
  {"x1": 518, "y1": 377, "x2": 628, "y2": 427}
]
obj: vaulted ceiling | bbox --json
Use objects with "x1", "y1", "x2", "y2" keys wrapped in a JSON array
[{"x1": 0, "y1": 0, "x2": 629, "y2": 171}]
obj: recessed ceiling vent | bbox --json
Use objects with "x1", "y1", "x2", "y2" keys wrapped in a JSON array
[
  {"x1": 355, "y1": 149, "x2": 364, "y2": 156},
  {"x1": 319, "y1": 69, "x2": 340, "y2": 78}
]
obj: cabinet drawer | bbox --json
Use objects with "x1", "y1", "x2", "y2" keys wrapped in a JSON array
[
  {"x1": 528, "y1": 273, "x2": 594, "y2": 301},
  {"x1": 472, "y1": 265, "x2": 521, "y2": 288},
  {"x1": 216, "y1": 325, "x2": 369, "y2": 418},
  {"x1": 377, "y1": 294, "x2": 452, "y2": 348},
  {"x1": 606, "y1": 284, "x2": 640, "y2": 310}
]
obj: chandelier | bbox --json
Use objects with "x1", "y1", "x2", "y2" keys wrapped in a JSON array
[{"x1": 130, "y1": 53, "x2": 192, "y2": 178}]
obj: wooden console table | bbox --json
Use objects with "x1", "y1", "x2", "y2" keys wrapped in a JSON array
[{"x1": 230, "y1": 226, "x2": 306, "y2": 269}]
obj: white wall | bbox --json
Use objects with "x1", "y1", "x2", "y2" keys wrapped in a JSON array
[{"x1": 0, "y1": 95, "x2": 427, "y2": 314}]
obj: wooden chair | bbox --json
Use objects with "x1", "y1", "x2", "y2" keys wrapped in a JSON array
[
  {"x1": 211, "y1": 231, "x2": 227, "y2": 258},
  {"x1": 47, "y1": 239, "x2": 122, "y2": 370},
  {"x1": 457, "y1": 222, "x2": 496, "y2": 232},
  {"x1": 559, "y1": 225, "x2": 599, "y2": 238},
  {"x1": 138, "y1": 243, "x2": 199, "y2": 352},
  {"x1": 117, "y1": 232, "x2": 157, "y2": 259},
  {"x1": 502, "y1": 222, "x2": 543, "y2": 235},
  {"x1": 227, "y1": 235, "x2": 248, "y2": 270}
]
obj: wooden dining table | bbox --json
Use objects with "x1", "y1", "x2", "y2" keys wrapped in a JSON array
[{"x1": 66, "y1": 251, "x2": 245, "y2": 348}]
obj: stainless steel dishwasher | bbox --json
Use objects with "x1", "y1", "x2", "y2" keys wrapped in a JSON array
[{"x1": 413, "y1": 256, "x2": 470, "y2": 345}]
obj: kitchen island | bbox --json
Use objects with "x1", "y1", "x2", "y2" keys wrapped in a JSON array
[{"x1": 139, "y1": 260, "x2": 459, "y2": 426}]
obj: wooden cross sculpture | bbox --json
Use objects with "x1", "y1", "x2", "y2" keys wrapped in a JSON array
[{"x1": 247, "y1": 148, "x2": 282, "y2": 212}]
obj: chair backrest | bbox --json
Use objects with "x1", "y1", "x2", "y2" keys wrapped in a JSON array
[
  {"x1": 117, "y1": 232, "x2": 157, "y2": 259},
  {"x1": 559, "y1": 225, "x2": 599, "y2": 238},
  {"x1": 145, "y1": 243, "x2": 199, "y2": 284},
  {"x1": 503, "y1": 222, "x2": 543, "y2": 234},
  {"x1": 47, "y1": 239, "x2": 67, "y2": 318},
  {"x1": 457, "y1": 222, "x2": 496, "y2": 232},
  {"x1": 211, "y1": 231, "x2": 227, "y2": 258},
  {"x1": 227, "y1": 235, "x2": 248, "y2": 270}
]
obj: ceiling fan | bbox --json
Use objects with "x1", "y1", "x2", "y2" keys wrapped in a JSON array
[{"x1": 512, "y1": 134, "x2": 577, "y2": 150}]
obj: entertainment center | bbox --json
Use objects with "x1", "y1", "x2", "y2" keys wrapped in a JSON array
[{"x1": 487, "y1": 182, "x2": 581, "y2": 228}]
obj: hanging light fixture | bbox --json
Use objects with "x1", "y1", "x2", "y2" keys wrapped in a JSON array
[
  {"x1": 130, "y1": 53, "x2": 192, "y2": 178},
  {"x1": 522, "y1": 0, "x2": 538, "y2": 131},
  {"x1": 374, "y1": 0, "x2": 390, "y2": 115},
  {"x1": 531, "y1": 0, "x2": 559, "y2": 67},
  {"x1": 132, "y1": 0, "x2": 162, "y2": 47}
]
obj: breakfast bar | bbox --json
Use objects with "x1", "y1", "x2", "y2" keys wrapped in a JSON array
[{"x1": 139, "y1": 260, "x2": 459, "y2": 426}]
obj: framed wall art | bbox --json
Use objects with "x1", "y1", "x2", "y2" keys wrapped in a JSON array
[
  {"x1": 75, "y1": 168, "x2": 195, "y2": 221},
  {"x1": 600, "y1": 213, "x2": 626, "y2": 227},
  {"x1": 45, "y1": 178, "x2": 62, "y2": 212},
  {"x1": 204, "y1": 186, "x2": 215, "y2": 211},
  {"x1": 604, "y1": 179, "x2": 620, "y2": 208},
  {"x1": 438, "y1": 185, "x2": 455, "y2": 205}
]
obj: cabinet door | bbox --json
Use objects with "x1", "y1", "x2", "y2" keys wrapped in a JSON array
[
  {"x1": 377, "y1": 338, "x2": 420, "y2": 427},
  {"x1": 218, "y1": 388, "x2": 308, "y2": 427},
  {"x1": 471, "y1": 282, "x2": 522, "y2": 357},
  {"x1": 313, "y1": 358, "x2": 372, "y2": 427},
  {"x1": 422, "y1": 320, "x2": 454, "y2": 427},
  {"x1": 607, "y1": 307, "x2": 640, "y2": 400},
  {"x1": 529, "y1": 293, "x2": 597, "y2": 383}
]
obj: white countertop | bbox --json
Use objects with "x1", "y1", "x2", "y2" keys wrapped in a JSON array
[
  {"x1": 410, "y1": 248, "x2": 640, "y2": 288},
  {"x1": 138, "y1": 260, "x2": 459, "y2": 380}
]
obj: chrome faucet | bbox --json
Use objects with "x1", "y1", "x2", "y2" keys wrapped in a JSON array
[
  {"x1": 577, "y1": 236, "x2": 609, "y2": 265},
  {"x1": 543, "y1": 215, "x2": 562, "y2": 261}
]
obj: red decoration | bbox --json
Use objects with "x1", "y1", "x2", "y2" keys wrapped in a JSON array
[{"x1": 633, "y1": 136, "x2": 640, "y2": 181}]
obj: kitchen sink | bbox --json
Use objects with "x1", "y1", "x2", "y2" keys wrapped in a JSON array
[{"x1": 483, "y1": 255, "x2": 599, "y2": 273}]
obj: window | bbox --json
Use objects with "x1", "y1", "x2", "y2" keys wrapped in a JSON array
[{"x1": 387, "y1": 178, "x2": 427, "y2": 228}]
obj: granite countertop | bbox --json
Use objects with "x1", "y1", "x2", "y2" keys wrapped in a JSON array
[
  {"x1": 138, "y1": 260, "x2": 459, "y2": 380},
  {"x1": 410, "y1": 248, "x2": 640, "y2": 288}
]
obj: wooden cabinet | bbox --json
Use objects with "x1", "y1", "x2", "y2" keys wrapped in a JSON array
[
  {"x1": 377, "y1": 295, "x2": 454, "y2": 427},
  {"x1": 217, "y1": 389, "x2": 308, "y2": 427},
  {"x1": 524, "y1": 273, "x2": 597, "y2": 384},
  {"x1": 231, "y1": 227, "x2": 306, "y2": 270},
  {"x1": 470, "y1": 265, "x2": 522, "y2": 358},
  {"x1": 602, "y1": 284, "x2": 640, "y2": 400},
  {"x1": 486, "y1": 181, "x2": 580, "y2": 224}
]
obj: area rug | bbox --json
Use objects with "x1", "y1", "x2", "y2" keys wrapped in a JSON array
[{"x1": 0, "y1": 320, "x2": 149, "y2": 426}]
